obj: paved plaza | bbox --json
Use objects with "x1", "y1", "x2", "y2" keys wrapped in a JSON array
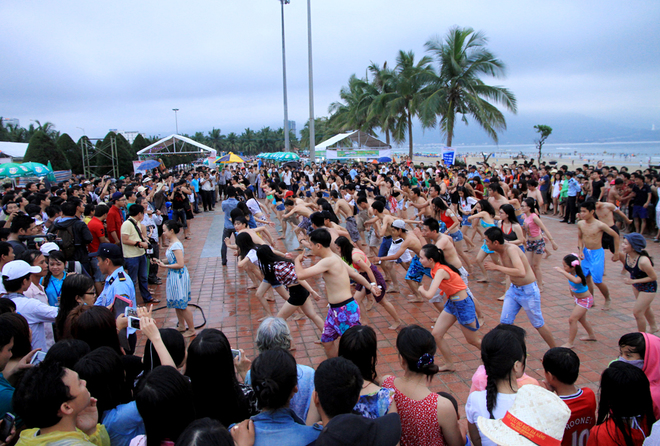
[{"x1": 144, "y1": 207, "x2": 660, "y2": 418}]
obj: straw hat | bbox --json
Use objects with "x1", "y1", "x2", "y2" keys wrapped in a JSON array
[{"x1": 477, "y1": 385, "x2": 571, "y2": 446}]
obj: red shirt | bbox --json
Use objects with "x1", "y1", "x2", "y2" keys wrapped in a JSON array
[
  {"x1": 560, "y1": 388, "x2": 596, "y2": 446},
  {"x1": 587, "y1": 417, "x2": 649, "y2": 446},
  {"x1": 106, "y1": 206, "x2": 124, "y2": 244},
  {"x1": 87, "y1": 216, "x2": 106, "y2": 253}
]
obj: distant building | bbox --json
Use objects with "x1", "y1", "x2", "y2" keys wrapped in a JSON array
[
  {"x1": 120, "y1": 131, "x2": 146, "y2": 144},
  {"x1": 288, "y1": 120, "x2": 296, "y2": 137},
  {"x1": 0, "y1": 118, "x2": 20, "y2": 128}
]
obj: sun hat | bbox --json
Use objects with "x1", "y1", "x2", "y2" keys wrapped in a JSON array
[
  {"x1": 624, "y1": 233, "x2": 647, "y2": 253},
  {"x1": 40, "y1": 242, "x2": 61, "y2": 256},
  {"x1": 477, "y1": 385, "x2": 571, "y2": 446},
  {"x1": 2, "y1": 260, "x2": 42, "y2": 281}
]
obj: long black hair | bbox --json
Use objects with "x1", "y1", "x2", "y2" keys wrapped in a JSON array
[
  {"x1": 55, "y1": 273, "x2": 95, "y2": 340},
  {"x1": 477, "y1": 199, "x2": 496, "y2": 217},
  {"x1": 251, "y1": 348, "x2": 298, "y2": 410},
  {"x1": 256, "y1": 245, "x2": 292, "y2": 283},
  {"x1": 596, "y1": 361, "x2": 656, "y2": 446},
  {"x1": 421, "y1": 244, "x2": 460, "y2": 275},
  {"x1": 499, "y1": 204, "x2": 519, "y2": 226},
  {"x1": 334, "y1": 236, "x2": 354, "y2": 265},
  {"x1": 431, "y1": 197, "x2": 449, "y2": 212},
  {"x1": 563, "y1": 254, "x2": 587, "y2": 286},
  {"x1": 338, "y1": 325, "x2": 378, "y2": 383},
  {"x1": 396, "y1": 324, "x2": 439, "y2": 378},
  {"x1": 523, "y1": 197, "x2": 541, "y2": 216},
  {"x1": 481, "y1": 329, "x2": 524, "y2": 419},
  {"x1": 235, "y1": 232, "x2": 259, "y2": 259}
]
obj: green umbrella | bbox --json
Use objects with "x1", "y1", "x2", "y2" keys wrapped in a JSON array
[
  {"x1": 279, "y1": 152, "x2": 300, "y2": 161},
  {"x1": 0, "y1": 163, "x2": 30, "y2": 179},
  {"x1": 21, "y1": 162, "x2": 52, "y2": 177}
]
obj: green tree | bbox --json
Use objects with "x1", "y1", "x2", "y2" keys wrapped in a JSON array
[
  {"x1": 534, "y1": 125, "x2": 552, "y2": 162},
  {"x1": 25, "y1": 130, "x2": 70, "y2": 170},
  {"x1": 375, "y1": 50, "x2": 434, "y2": 158},
  {"x1": 207, "y1": 128, "x2": 225, "y2": 151},
  {"x1": 115, "y1": 133, "x2": 135, "y2": 176},
  {"x1": 421, "y1": 27, "x2": 517, "y2": 147},
  {"x1": 366, "y1": 62, "x2": 401, "y2": 146},
  {"x1": 131, "y1": 134, "x2": 149, "y2": 158},
  {"x1": 56, "y1": 133, "x2": 82, "y2": 173},
  {"x1": 300, "y1": 117, "x2": 339, "y2": 149},
  {"x1": 328, "y1": 74, "x2": 379, "y2": 136}
]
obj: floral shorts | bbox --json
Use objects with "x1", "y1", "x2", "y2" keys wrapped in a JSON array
[
  {"x1": 634, "y1": 281, "x2": 658, "y2": 293},
  {"x1": 526, "y1": 238, "x2": 546, "y2": 255},
  {"x1": 321, "y1": 298, "x2": 361, "y2": 343}
]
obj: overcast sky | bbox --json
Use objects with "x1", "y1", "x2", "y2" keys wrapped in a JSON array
[{"x1": 1, "y1": 0, "x2": 659, "y2": 145}]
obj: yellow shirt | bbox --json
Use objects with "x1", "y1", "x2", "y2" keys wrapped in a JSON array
[{"x1": 121, "y1": 217, "x2": 145, "y2": 259}]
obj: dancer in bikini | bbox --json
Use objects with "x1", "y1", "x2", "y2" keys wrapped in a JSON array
[
  {"x1": 520, "y1": 198, "x2": 558, "y2": 292},
  {"x1": 615, "y1": 233, "x2": 658, "y2": 333},
  {"x1": 418, "y1": 244, "x2": 481, "y2": 372},
  {"x1": 458, "y1": 186, "x2": 478, "y2": 250},
  {"x1": 335, "y1": 236, "x2": 405, "y2": 330},
  {"x1": 294, "y1": 228, "x2": 381, "y2": 358},
  {"x1": 497, "y1": 204, "x2": 526, "y2": 301},
  {"x1": 468, "y1": 199, "x2": 500, "y2": 283},
  {"x1": 577, "y1": 201, "x2": 620, "y2": 310}
]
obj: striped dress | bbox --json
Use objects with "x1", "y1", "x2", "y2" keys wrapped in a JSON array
[{"x1": 165, "y1": 241, "x2": 191, "y2": 309}]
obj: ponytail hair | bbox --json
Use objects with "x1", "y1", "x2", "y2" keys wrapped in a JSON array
[
  {"x1": 563, "y1": 254, "x2": 587, "y2": 286},
  {"x1": 421, "y1": 244, "x2": 460, "y2": 275},
  {"x1": 523, "y1": 197, "x2": 540, "y2": 216},
  {"x1": 334, "y1": 236, "x2": 354, "y2": 265},
  {"x1": 481, "y1": 329, "x2": 524, "y2": 419},
  {"x1": 396, "y1": 325, "x2": 439, "y2": 378}
]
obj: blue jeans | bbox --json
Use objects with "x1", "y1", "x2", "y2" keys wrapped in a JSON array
[
  {"x1": 124, "y1": 255, "x2": 153, "y2": 302},
  {"x1": 221, "y1": 227, "x2": 235, "y2": 265}
]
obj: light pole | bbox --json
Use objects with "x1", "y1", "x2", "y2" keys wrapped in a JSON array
[
  {"x1": 306, "y1": 0, "x2": 315, "y2": 161},
  {"x1": 279, "y1": 0, "x2": 290, "y2": 152},
  {"x1": 76, "y1": 127, "x2": 85, "y2": 135},
  {"x1": 172, "y1": 108, "x2": 179, "y2": 134}
]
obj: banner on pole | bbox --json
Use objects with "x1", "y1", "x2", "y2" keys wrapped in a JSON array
[{"x1": 442, "y1": 147, "x2": 456, "y2": 166}]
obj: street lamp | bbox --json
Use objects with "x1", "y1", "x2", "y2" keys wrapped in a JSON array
[
  {"x1": 76, "y1": 127, "x2": 85, "y2": 135},
  {"x1": 172, "y1": 108, "x2": 179, "y2": 134},
  {"x1": 278, "y1": 0, "x2": 290, "y2": 152},
  {"x1": 306, "y1": 0, "x2": 315, "y2": 161}
]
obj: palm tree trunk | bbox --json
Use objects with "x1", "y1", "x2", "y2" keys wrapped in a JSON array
[
  {"x1": 385, "y1": 129, "x2": 390, "y2": 146},
  {"x1": 407, "y1": 110, "x2": 413, "y2": 159}
]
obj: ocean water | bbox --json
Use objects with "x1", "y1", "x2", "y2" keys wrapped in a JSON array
[{"x1": 394, "y1": 141, "x2": 660, "y2": 164}]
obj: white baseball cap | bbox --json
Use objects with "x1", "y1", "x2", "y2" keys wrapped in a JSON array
[
  {"x1": 40, "y1": 242, "x2": 61, "y2": 256},
  {"x1": 2, "y1": 260, "x2": 41, "y2": 281},
  {"x1": 391, "y1": 219, "x2": 407, "y2": 230}
]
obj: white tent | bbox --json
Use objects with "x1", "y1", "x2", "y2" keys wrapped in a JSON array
[
  {"x1": 315, "y1": 130, "x2": 391, "y2": 151},
  {"x1": 136, "y1": 134, "x2": 217, "y2": 158},
  {"x1": 0, "y1": 141, "x2": 29, "y2": 160}
]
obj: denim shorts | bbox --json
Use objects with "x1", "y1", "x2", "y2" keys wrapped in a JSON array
[
  {"x1": 263, "y1": 278, "x2": 282, "y2": 288},
  {"x1": 405, "y1": 255, "x2": 432, "y2": 283},
  {"x1": 461, "y1": 215, "x2": 471, "y2": 227},
  {"x1": 500, "y1": 281, "x2": 545, "y2": 328},
  {"x1": 378, "y1": 236, "x2": 393, "y2": 257},
  {"x1": 449, "y1": 230, "x2": 464, "y2": 242},
  {"x1": 443, "y1": 296, "x2": 479, "y2": 331}
]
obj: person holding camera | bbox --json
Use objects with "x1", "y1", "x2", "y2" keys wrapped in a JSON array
[
  {"x1": 121, "y1": 205, "x2": 159, "y2": 305},
  {"x1": 170, "y1": 181, "x2": 192, "y2": 240},
  {"x1": 6, "y1": 215, "x2": 36, "y2": 259}
]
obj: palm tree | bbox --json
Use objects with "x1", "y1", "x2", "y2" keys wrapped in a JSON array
[
  {"x1": 206, "y1": 128, "x2": 225, "y2": 151},
  {"x1": 421, "y1": 27, "x2": 517, "y2": 147},
  {"x1": 366, "y1": 62, "x2": 401, "y2": 146},
  {"x1": 328, "y1": 75, "x2": 379, "y2": 136},
  {"x1": 373, "y1": 50, "x2": 434, "y2": 158},
  {"x1": 242, "y1": 128, "x2": 258, "y2": 155}
]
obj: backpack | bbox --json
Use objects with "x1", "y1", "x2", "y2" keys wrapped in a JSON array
[{"x1": 55, "y1": 225, "x2": 76, "y2": 260}]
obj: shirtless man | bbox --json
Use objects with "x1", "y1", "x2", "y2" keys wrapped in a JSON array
[
  {"x1": 282, "y1": 199, "x2": 316, "y2": 240},
  {"x1": 483, "y1": 227, "x2": 556, "y2": 348},
  {"x1": 330, "y1": 190, "x2": 361, "y2": 246},
  {"x1": 526, "y1": 179, "x2": 544, "y2": 209},
  {"x1": 231, "y1": 216, "x2": 267, "y2": 245},
  {"x1": 373, "y1": 219, "x2": 422, "y2": 302},
  {"x1": 370, "y1": 200, "x2": 400, "y2": 292},
  {"x1": 407, "y1": 188, "x2": 429, "y2": 221},
  {"x1": 593, "y1": 198, "x2": 632, "y2": 256},
  {"x1": 414, "y1": 217, "x2": 485, "y2": 323},
  {"x1": 606, "y1": 178, "x2": 633, "y2": 230},
  {"x1": 577, "y1": 201, "x2": 620, "y2": 310},
  {"x1": 299, "y1": 211, "x2": 349, "y2": 253},
  {"x1": 487, "y1": 182, "x2": 509, "y2": 212},
  {"x1": 294, "y1": 228, "x2": 381, "y2": 358}
]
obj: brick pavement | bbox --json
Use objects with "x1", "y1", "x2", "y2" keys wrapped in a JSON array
[{"x1": 145, "y1": 208, "x2": 660, "y2": 419}]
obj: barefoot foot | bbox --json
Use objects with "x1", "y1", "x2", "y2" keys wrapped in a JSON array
[
  {"x1": 580, "y1": 336, "x2": 598, "y2": 342},
  {"x1": 389, "y1": 321, "x2": 407, "y2": 331},
  {"x1": 437, "y1": 364, "x2": 456, "y2": 372},
  {"x1": 406, "y1": 298, "x2": 425, "y2": 303},
  {"x1": 561, "y1": 343, "x2": 575, "y2": 349},
  {"x1": 602, "y1": 300, "x2": 612, "y2": 311}
]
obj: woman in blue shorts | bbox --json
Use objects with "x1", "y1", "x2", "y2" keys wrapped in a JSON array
[{"x1": 615, "y1": 233, "x2": 658, "y2": 333}]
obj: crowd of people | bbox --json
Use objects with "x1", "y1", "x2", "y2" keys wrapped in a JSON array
[{"x1": 0, "y1": 155, "x2": 658, "y2": 445}]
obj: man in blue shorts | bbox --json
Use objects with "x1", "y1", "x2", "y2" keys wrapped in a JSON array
[
  {"x1": 484, "y1": 227, "x2": 556, "y2": 348},
  {"x1": 577, "y1": 201, "x2": 620, "y2": 310}
]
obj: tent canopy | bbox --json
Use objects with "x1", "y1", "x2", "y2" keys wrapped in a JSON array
[
  {"x1": 0, "y1": 142, "x2": 29, "y2": 160},
  {"x1": 137, "y1": 134, "x2": 216, "y2": 158},
  {"x1": 315, "y1": 130, "x2": 391, "y2": 151}
]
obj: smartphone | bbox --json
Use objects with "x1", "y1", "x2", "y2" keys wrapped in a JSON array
[
  {"x1": 124, "y1": 307, "x2": 138, "y2": 318},
  {"x1": 231, "y1": 349, "x2": 241, "y2": 360},
  {"x1": 128, "y1": 316, "x2": 141, "y2": 330},
  {"x1": 30, "y1": 351, "x2": 47, "y2": 365},
  {"x1": 0, "y1": 413, "x2": 15, "y2": 440}
]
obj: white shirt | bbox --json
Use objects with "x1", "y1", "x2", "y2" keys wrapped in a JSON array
[
  {"x1": 8, "y1": 294, "x2": 58, "y2": 352},
  {"x1": 246, "y1": 198, "x2": 262, "y2": 216},
  {"x1": 465, "y1": 390, "x2": 517, "y2": 446},
  {"x1": 283, "y1": 171, "x2": 292, "y2": 185}
]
